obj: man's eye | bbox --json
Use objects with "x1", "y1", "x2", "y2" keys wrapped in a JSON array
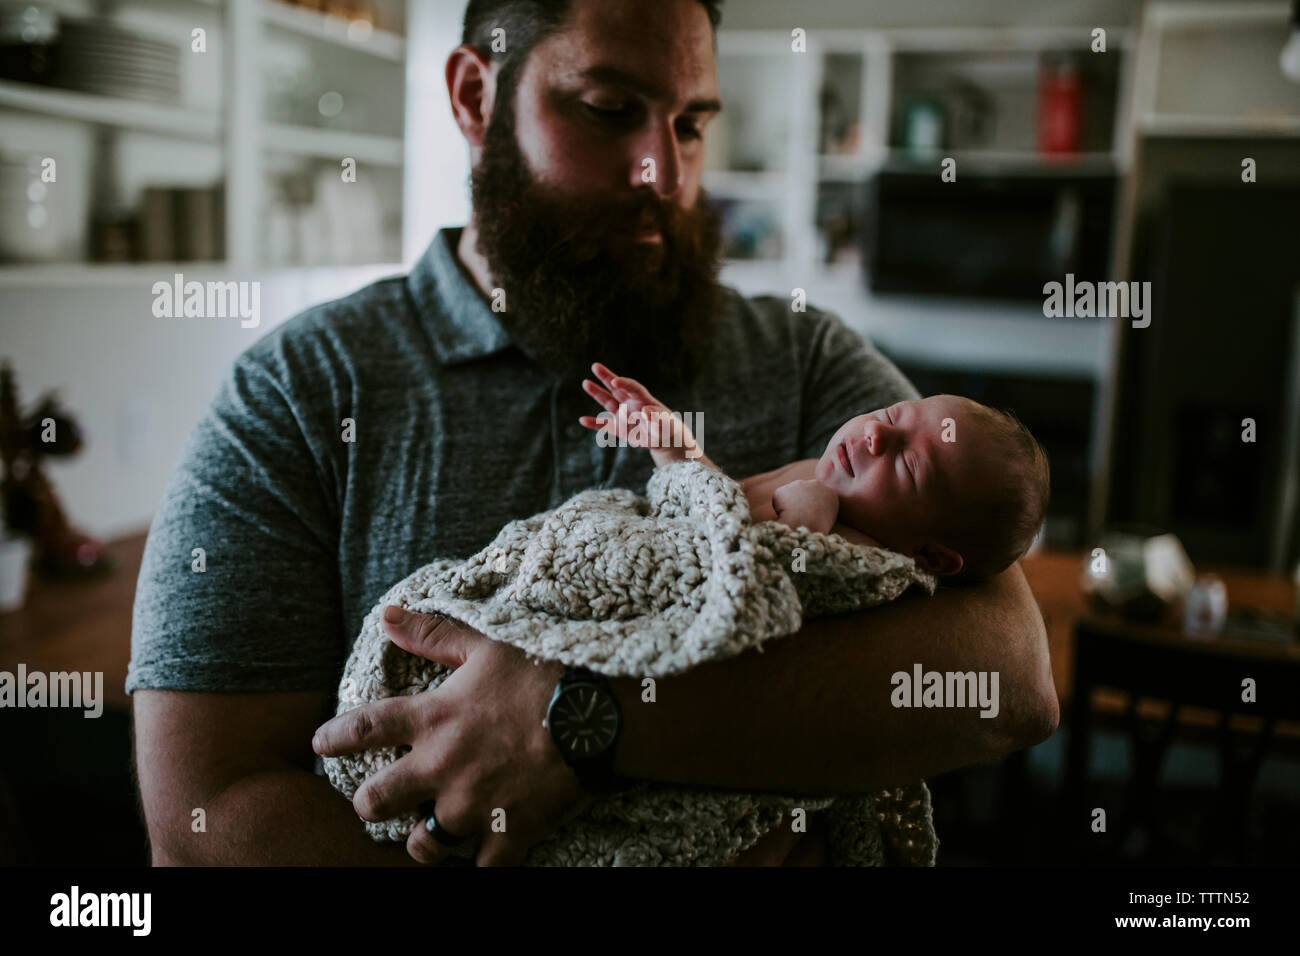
[
  {"x1": 584, "y1": 102, "x2": 633, "y2": 120},
  {"x1": 676, "y1": 122, "x2": 702, "y2": 141}
]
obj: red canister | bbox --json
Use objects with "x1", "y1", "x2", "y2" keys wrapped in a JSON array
[{"x1": 1039, "y1": 54, "x2": 1083, "y2": 155}]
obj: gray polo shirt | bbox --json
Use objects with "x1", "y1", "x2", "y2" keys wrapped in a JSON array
[{"x1": 127, "y1": 228, "x2": 920, "y2": 695}]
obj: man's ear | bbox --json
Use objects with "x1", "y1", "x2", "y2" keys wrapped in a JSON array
[
  {"x1": 913, "y1": 542, "x2": 963, "y2": 577},
  {"x1": 446, "y1": 44, "x2": 496, "y2": 151}
]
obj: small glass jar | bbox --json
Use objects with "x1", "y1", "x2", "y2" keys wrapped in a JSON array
[{"x1": 1184, "y1": 574, "x2": 1228, "y2": 638}]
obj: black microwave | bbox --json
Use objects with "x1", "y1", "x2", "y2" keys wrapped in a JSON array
[{"x1": 866, "y1": 168, "x2": 1118, "y2": 302}]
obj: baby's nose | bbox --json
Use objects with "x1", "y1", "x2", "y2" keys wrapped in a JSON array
[{"x1": 863, "y1": 421, "x2": 894, "y2": 455}]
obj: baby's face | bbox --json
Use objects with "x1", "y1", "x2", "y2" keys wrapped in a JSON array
[{"x1": 814, "y1": 395, "x2": 996, "y2": 554}]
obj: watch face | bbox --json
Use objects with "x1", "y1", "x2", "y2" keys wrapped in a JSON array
[{"x1": 549, "y1": 683, "x2": 619, "y2": 760}]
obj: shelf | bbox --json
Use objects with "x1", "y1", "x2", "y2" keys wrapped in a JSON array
[
  {"x1": 715, "y1": 260, "x2": 1108, "y2": 380},
  {"x1": 0, "y1": 262, "x2": 231, "y2": 289},
  {"x1": 883, "y1": 26, "x2": 1133, "y2": 53},
  {"x1": 0, "y1": 79, "x2": 221, "y2": 140},
  {"x1": 262, "y1": 123, "x2": 404, "y2": 165},
  {"x1": 1137, "y1": 113, "x2": 1300, "y2": 139},
  {"x1": 0, "y1": 260, "x2": 405, "y2": 289},
  {"x1": 819, "y1": 155, "x2": 869, "y2": 180},
  {"x1": 881, "y1": 149, "x2": 1119, "y2": 175},
  {"x1": 818, "y1": 152, "x2": 887, "y2": 181},
  {"x1": 261, "y1": 0, "x2": 405, "y2": 63}
]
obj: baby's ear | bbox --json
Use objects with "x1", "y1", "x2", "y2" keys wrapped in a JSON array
[{"x1": 913, "y1": 543, "x2": 963, "y2": 577}]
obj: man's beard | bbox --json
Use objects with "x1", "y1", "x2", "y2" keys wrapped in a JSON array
[{"x1": 470, "y1": 105, "x2": 724, "y2": 391}]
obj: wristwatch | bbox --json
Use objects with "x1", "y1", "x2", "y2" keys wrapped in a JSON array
[{"x1": 544, "y1": 665, "x2": 623, "y2": 792}]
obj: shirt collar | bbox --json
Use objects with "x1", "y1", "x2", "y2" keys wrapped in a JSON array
[{"x1": 407, "y1": 227, "x2": 515, "y2": 365}]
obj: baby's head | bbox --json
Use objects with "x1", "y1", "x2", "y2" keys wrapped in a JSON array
[{"x1": 814, "y1": 394, "x2": 1050, "y2": 581}]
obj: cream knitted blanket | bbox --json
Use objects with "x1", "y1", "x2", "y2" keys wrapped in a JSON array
[{"x1": 323, "y1": 460, "x2": 940, "y2": 866}]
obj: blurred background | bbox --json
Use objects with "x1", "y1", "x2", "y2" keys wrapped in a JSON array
[{"x1": 1, "y1": 0, "x2": 1298, "y2": 866}]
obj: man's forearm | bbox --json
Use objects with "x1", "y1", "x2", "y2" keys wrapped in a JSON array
[
  {"x1": 153, "y1": 767, "x2": 422, "y2": 866},
  {"x1": 609, "y1": 563, "x2": 1057, "y2": 793}
]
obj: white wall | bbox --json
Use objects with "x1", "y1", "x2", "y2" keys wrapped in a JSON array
[
  {"x1": 403, "y1": 0, "x2": 472, "y2": 267},
  {"x1": 0, "y1": 264, "x2": 403, "y2": 539}
]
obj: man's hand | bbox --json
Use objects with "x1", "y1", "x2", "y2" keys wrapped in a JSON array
[
  {"x1": 578, "y1": 361, "x2": 710, "y2": 467},
  {"x1": 312, "y1": 606, "x2": 590, "y2": 866}
]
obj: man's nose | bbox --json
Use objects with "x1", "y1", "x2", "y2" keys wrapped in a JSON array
[{"x1": 632, "y1": 122, "x2": 683, "y2": 199}]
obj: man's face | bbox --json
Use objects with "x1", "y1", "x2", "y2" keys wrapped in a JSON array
[
  {"x1": 469, "y1": 0, "x2": 724, "y2": 390},
  {"x1": 510, "y1": 0, "x2": 721, "y2": 213}
]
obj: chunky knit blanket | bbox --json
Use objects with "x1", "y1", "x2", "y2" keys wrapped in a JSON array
[{"x1": 324, "y1": 460, "x2": 940, "y2": 866}]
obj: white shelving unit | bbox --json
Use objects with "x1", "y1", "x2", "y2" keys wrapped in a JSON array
[
  {"x1": 708, "y1": 25, "x2": 1134, "y2": 380},
  {"x1": 1138, "y1": 113, "x2": 1300, "y2": 137},
  {"x1": 259, "y1": 0, "x2": 405, "y2": 61},
  {"x1": 1089, "y1": 0, "x2": 1300, "y2": 545},
  {"x1": 262, "y1": 122, "x2": 403, "y2": 166},
  {"x1": 0, "y1": 78, "x2": 222, "y2": 139},
  {"x1": 0, "y1": 261, "x2": 238, "y2": 289},
  {"x1": 0, "y1": 0, "x2": 407, "y2": 278}
]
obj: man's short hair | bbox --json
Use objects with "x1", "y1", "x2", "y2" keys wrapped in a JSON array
[{"x1": 462, "y1": 0, "x2": 724, "y2": 114}]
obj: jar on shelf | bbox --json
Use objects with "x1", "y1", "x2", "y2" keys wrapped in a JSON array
[{"x1": 0, "y1": 152, "x2": 65, "y2": 263}]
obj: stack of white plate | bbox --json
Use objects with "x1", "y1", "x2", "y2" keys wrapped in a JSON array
[{"x1": 56, "y1": 18, "x2": 180, "y2": 104}]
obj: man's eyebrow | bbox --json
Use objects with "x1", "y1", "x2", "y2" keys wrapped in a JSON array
[{"x1": 574, "y1": 65, "x2": 722, "y2": 113}]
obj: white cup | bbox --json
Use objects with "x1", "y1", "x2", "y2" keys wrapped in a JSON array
[{"x1": 0, "y1": 532, "x2": 33, "y2": 613}]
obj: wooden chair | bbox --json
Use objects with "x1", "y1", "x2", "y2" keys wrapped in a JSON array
[{"x1": 1062, "y1": 616, "x2": 1300, "y2": 863}]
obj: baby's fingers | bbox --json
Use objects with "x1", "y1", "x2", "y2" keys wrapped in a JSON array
[
  {"x1": 591, "y1": 362, "x2": 660, "y2": 408},
  {"x1": 591, "y1": 362, "x2": 623, "y2": 394},
  {"x1": 582, "y1": 379, "x2": 620, "y2": 415},
  {"x1": 578, "y1": 414, "x2": 624, "y2": 444},
  {"x1": 610, "y1": 376, "x2": 657, "y2": 406}
]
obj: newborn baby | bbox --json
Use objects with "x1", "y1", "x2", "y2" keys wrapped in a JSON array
[{"x1": 580, "y1": 362, "x2": 1050, "y2": 581}]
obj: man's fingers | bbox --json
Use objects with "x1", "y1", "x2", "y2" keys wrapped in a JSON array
[
  {"x1": 406, "y1": 822, "x2": 448, "y2": 865},
  {"x1": 406, "y1": 796, "x2": 481, "y2": 865},
  {"x1": 382, "y1": 605, "x2": 477, "y2": 668},
  {"x1": 313, "y1": 695, "x2": 414, "y2": 756},
  {"x1": 353, "y1": 748, "x2": 442, "y2": 822},
  {"x1": 475, "y1": 832, "x2": 530, "y2": 867}
]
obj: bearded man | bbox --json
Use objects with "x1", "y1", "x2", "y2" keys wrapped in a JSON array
[{"x1": 130, "y1": 0, "x2": 1057, "y2": 867}]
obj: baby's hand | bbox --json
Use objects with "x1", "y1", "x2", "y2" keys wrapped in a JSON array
[
  {"x1": 578, "y1": 362, "x2": 703, "y2": 466},
  {"x1": 771, "y1": 479, "x2": 839, "y2": 534}
]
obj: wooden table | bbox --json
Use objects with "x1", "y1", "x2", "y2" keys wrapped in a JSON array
[
  {"x1": 1019, "y1": 548, "x2": 1300, "y2": 739},
  {"x1": 0, "y1": 532, "x2": 146, "y2": 713}
]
